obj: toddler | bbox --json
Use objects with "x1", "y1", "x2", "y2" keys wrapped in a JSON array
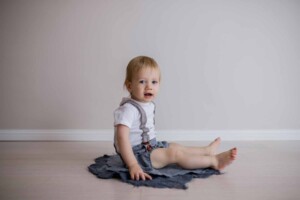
[{"x1": 114, "y1": 56, "x2": 237, "y2": 181}]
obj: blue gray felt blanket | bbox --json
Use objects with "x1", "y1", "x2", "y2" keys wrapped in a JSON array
[{"x1": 88, "y1": 154, "x2": 220, "y2": 189}]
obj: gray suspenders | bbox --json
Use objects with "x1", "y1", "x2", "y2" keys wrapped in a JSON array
[{"x1": 120, "y1": 98, "x2": 155, "y2": 144}]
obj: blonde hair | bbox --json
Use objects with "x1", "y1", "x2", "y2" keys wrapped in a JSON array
[{"x1": 124, "y1": 56, "x2": 160, "y2": 90}]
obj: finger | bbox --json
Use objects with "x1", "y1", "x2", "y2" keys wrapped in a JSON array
[
  {"x1": 135, "y1": 174, "x2": 140, "y2": 181},
  {"x1": 141, "y1": 173, "x2": 145, "y2": 181},
  {"x1": 144, "y1": 173, "x2": 152, "y2": 180},
  {"x1": 130, "y1": 172, "x2": 134, "y2": 180}
]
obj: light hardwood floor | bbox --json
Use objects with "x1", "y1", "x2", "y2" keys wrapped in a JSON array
[{"x1": 0, "y1": 140, "x2": 299, "y2": 200}]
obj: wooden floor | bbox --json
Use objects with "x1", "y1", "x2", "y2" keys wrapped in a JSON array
[{"x1": 0, "y1": 140, "x2": 299, "y2": 200}]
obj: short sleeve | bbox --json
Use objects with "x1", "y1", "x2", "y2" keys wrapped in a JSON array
[{"x1": 113, "y1": 104, "x2": 136, "y2": 128}]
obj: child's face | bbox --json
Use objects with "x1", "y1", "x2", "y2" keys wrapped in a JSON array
[{"x1": 127, "y1": 67, "x2": 160, "y2": 103}]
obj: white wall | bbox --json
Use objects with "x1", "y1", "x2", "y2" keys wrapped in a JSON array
[{"x1": 1, "y1": 0, "x2": 299, "y2": 132}]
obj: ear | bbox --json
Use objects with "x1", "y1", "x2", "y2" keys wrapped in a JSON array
[{"x1": 126, "y1": 81, "x2": 132, "y2": 92}]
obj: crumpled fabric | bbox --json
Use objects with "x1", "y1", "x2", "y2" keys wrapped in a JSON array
[{"x1": 88, "y1": 154, "x2": 220, "y2": 189}]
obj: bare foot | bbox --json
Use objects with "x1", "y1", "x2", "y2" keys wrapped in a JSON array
[
  {"x1": 213, "y1": 147, "x2": 237, "y2": 170},
  {"x1": 207, "y1": 137, "x2": 221, "y2": 155}
]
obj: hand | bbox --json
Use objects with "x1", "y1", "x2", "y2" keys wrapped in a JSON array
[{"x1": 128, "y1": 163, "x2": 152, "y2": 181}]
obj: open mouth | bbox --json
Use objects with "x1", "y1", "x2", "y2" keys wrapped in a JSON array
[{"x1": 144, "y1": 93, "x2": 153, "y2": 97}]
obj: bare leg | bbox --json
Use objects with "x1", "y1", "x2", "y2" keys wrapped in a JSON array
[
  {"x1": 151, "y1": 144, "x2": 237, "y2": 170},
  {"x1": 168, "y1": 137, "x2": 221, "y2": 156}
]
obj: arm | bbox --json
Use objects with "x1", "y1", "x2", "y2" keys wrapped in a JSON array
[{"x1": 116, "y1": 124, "x2": 152, "y2": 181}]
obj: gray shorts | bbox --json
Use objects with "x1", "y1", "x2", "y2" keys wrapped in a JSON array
[{"x1": 131, "y1": 139, "x2": 169, "y2": 172}]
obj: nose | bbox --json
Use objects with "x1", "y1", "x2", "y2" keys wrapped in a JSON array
[{"x1": 146, "y1": 82, "x2": 152, "y2": 90}]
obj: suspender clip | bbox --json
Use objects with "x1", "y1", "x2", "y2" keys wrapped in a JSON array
[{"x1": 142, "y1": 142, "x2": 153, "y2": 152}]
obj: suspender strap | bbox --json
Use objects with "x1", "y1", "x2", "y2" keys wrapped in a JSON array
[{"x1": 120, "y1": 98, "x2": 152, "y2": 143}]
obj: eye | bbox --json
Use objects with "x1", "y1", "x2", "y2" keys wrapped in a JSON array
[
  {"x1": 152, "y1": 80, "x2": 158, "y2": 84},
  {"x1": 139, "y1": 80, "x2": 146, "y2": 84}
]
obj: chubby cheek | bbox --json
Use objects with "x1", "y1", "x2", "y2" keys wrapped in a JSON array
[
  {"x1": 154, "y1": 85, "x2": 160, "y2": 93},
  {"x1": 133, "y1": 86, "x2": 144, "y2": 95}
]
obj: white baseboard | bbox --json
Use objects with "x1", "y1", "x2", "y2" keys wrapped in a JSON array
[{"x1": 0, "y1": 129, "x2": 300, "y2": 141}]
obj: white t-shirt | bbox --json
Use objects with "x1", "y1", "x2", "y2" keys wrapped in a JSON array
[{"x1": 114, "y1": 98, "x2": 156, "y2": 148}]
